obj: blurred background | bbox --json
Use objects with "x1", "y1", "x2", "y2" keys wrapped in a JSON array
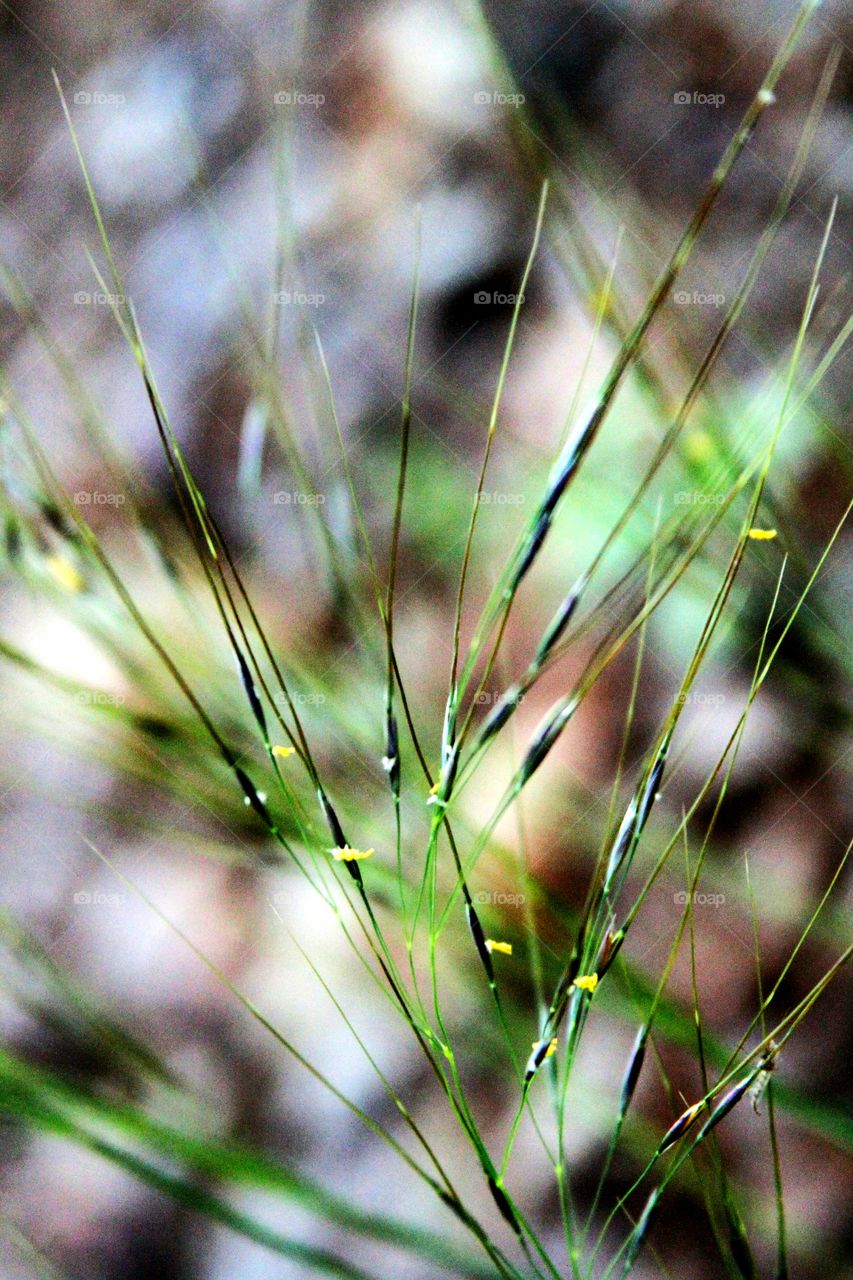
[{"x1": 0, "y1": 1, "x2": 851, "y2": 1277}]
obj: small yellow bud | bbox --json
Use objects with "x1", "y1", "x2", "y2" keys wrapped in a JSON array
[
  {"x1": 485, "y1": 939, "x2": 512, "y2": 956},
  {"x1": 332, "y1": 846, "x2": 375, "y2": 862},
  {"x1": 45, "y1": 555, "x2": 84, "y2": 594},
  {"x1": 272, "y1": 745, "x2": 296, "y2": 760},
  {"x1": 573, "y1": 973, "x2": 598, "y2": 994},
  {"x1": 748, "y1": 528, "x2": 777, "y2": 541}
]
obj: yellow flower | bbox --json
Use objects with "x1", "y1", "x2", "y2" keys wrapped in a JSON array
[
  {"x1": 748, "y1": 528, "x2": 777, "y2": 541},
  {"x1": 525, "y1": 1034, "x2": 558, "y2": 1064},
  {"x1": 684, "y1": 429, "x2": 714, "y2": 464},
  {"x1": 332, "y1": 846, "x2": 375, "y2": 862},
  {"x1": 573, "y1": 973, "x2": 598, "y2": 994},
  {"x1": 45, "y1": 555, "x2": 84, "y2": 594},
  {"x1": 272, "y1": 745, "x2": 296, "y2": 760},
  {"x1": 485, "y1": 939, "x2": 512, "y2": 956}
]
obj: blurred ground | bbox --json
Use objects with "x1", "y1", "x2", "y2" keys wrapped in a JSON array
[{"x1": 0, "y1": 2, "x2": 851, "y2": 1278}]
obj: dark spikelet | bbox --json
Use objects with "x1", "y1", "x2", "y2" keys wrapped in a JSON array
[
  {"x1": 5, "y1": 515, "x2": 21, "y2": 563},
  {"x1": 487, "y1": 1176, "x2": 521, "y2": 1236},
  {"x1": 618, "y1": 1185, "x2": 661, "y2": 1278},
  {"x1": 40, "y1": 500, "x2": 74, "y2": 540},
  {"x1": 524, "y1": 1038, "x2": 553, "y2": 1082},
  {"x1": 541, "y1": 410, "x2": 599, "y2": 518},
  {"x1": 383, "y1": 709, "x2": 400, "y2": 796},
  {"x1": 694, "y1": 1073, "x2": 757, "y2": 1145},
  {"x1": 236, "y1": 648, "x2": 267, "y2": 738},
  {"x1": 509, "y1": 510, "x2": 551, "y2": 593},
  {"x1": 234, "y1": 766, "x2": 274, "y2": 831},
  {"x1": 656, "y1": 1101, "x2": 704, "y2": 1155},
  {"x1": 318, "y1": 789, "x2": 347, "y2": 849},
  {"x1": 318, "y1": 790, "x2": 362, "y2": 884},
  {"x1": 619, "y1": 1027, "x2": 648, "y2": 1118},
  {"x1": 465, "y1": 901, "x2": 495, "y2": 983},
  {"x1": 437, "y1": 1189, "x2": 471, "y2": 1227},
  {"x1": 598, "y1": 927, "x2": 625, "y2": 977},
  {"x1": 518, "y1": 697, "x2": 577, "y2": 787},
  {"x1": 476, "y1": 684, "x2": 522, "y2": 750},
  {"x1": 604, "y1": 801, "x2": 637, "y2": 888},
  {"x1": 533, "y1": 571, "x2": 588, "y2": 667},
  {"x1": 605, "y1": 728, "x2": 673, "y2": 889},
  {"x1": 634, "y1": 727, "x2": 673, "y2": 832}
]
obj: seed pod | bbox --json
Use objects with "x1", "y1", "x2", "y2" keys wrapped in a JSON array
[
  {"x1": 509, "y1": 510, "x2": 551, "y2": 593},
  {"x1": 619, "y1": 1026, "x2": 648, "y2": 1118},
  {"x1": 476, "y1": 684, "x2": 522, "y2": 751},
  {"x1": 382, "y1": 709, "x2": 400, "y2": 796},
  {"x1": 533, "y1": 571, "x2": 589, "y2": 667},
  {"x1": 235, "y1": 648, "x2": 267, "y2": 738},
  {"x1": 605, "y1": 727, "x2": 673, "y2": 890},
  {"x1": 5, "y1": 515, "x2": 21, "y2": 563},
  {"x1": 694, "y1": 1072, "x2": 757, "y2": 1145},
  {"x1": 318, "y1": 790, "x2": 362, "y2": 884},
  {"x1": 597, "y1": 927, "x2": 625, "y2": 977},
  {"x1": 518, "y1": 696, "x2": 577, "y2": 787},
  {"x1": 524, "y1": 1035, "x2": 557, "y2": 1082},
  {"x1": 465, "y1": 900, "x2": 495, "y2": 984},
  {"x1": 618, "y1": 1185, "x2": 661, "y2": 1278},
  {"x1": 487, "y1": 1176, "x2": 521, "y2": 1236},
  {"x1": 318, "y1": 789, "x2": 347, "y2": 848},
  {"x1": 656, "y1": 1100, "x2": 704, "y2": 1155},
  {"x1": 235, "y1": 766, "x2": 274, "y2": 830}
]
